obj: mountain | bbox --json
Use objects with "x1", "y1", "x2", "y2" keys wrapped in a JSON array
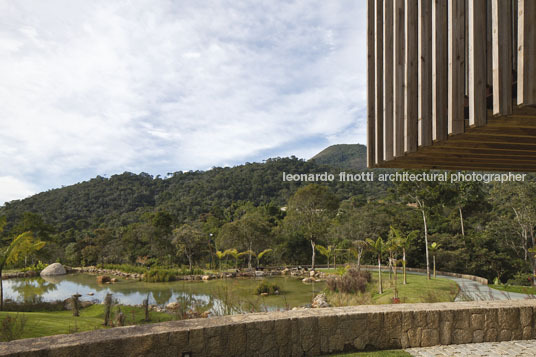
[
  {"x1": 0, "y1": 156, "x2": 387, "y2": 234},
  {"x1": 310, "y1": 144, "x2": 367, "y2": 170}
]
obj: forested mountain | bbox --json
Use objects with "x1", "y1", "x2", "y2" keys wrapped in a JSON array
[
  {"x1": 1, "y1": 150, "x2": 536, "y2": 286},
  {"x1": 310, "y1": 144, "x2": 367, "y2": 170},
  {"x1": 0, "y1": 156, "x2": 387, "y2": 233}
]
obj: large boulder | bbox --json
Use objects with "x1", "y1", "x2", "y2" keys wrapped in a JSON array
[{"x1": 40, "y1": 263, "x2": 66, "y2": 277}]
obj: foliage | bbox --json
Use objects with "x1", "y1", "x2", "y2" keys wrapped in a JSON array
[
  {"x1": 506, "y1": 272, "x2": 534, "y2": 287},
  {"x1": 0, "y1": 314, "x2": 27, "y2": 341},
  {"x1": 96, "y1": 264, "x2": 147, "y2": 274},
  {"x1": 20, "y1": 261, "x2": 48, "y2": 273},
  {"x1": 326, "y1": 269, "x2": 371, "y2": 294},
  {"x1": 254, "y1": 281, "x2": 280, "y2": 295}
]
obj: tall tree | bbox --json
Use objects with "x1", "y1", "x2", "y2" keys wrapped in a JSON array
[
  {"x1": 367, "y1": 236, "x2": 385, "y2": 294},
  {"x1": 285, "y1": 184, "x2": 339, "y2": 270},
  {"x1": 172, "y1": 223, "x2": 205, "y2": 271}
]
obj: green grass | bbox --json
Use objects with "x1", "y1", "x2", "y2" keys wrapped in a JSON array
[
  {"x1": 324, "y1": 269, "x2": 458, "y2": 306},
  {"x1": 489, "y1": 284, "x2": 536, "y2": 295},
  {"x1": 324, "y1": 350, "x2": 411, "y2": 356},
  {"x1": 0, "y1": 304, "x2": 173, "y2": 340}
]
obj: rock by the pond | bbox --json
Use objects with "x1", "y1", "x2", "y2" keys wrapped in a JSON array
[
  {"x1": 166, "y1": 302, "x2": 180, "y2": 311},
  {"x1": 88, "y1": 292, "x2": 94, "y2": 296},
  {"x1": 97, "y1": 275, "x2": 111, "y2": 284},
  {"x1": 311, "y1": 293, "x2": 330, "y2": 308},
  {"x1": 260, "y1": 292, "x2": 269, "y2": 296},
  {"x1": 110, "y1": 278, "x2": 118, "y2": 283},
  {"x1": 201, "y1": 275, "x2": 211, "y2": 281},
  {"x1": 309, "y1": 270, "x2": 316, "y2": 277},
  {"x1": 40, "y1": 263, "x2": 66, "y2": 277},
  {"x1": 302, "y1": 277, "x2": 314, "y2": 283}
]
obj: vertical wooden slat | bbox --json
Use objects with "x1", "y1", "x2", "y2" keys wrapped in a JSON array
[
  {"x1": 518, "y1": 0, "x2": 536, "y2": 106},
  {"x1": 384, "y1": 0, "x2": 394, "y2": 160},
  {"x1": 432, "y1": 0, "x2": 448, "y2": 141},
  {"x1": 469, "y1": 0, "x2": 488, "y2": 127},
  {"x1": 367, "y1": 0, "x2": 376, "y2": 167},
  {"x1": 513, "y1": 0, "x2": 518, "y2": 75},
  {"x1": 393, "y1": 0, "x2": 405, "y2": 157},
  {"x1": 492, "y1": 0, "x2": 513, "y2": 116},
  {"x1": 448, "y1": 0, "x2": 465, "y2": 135},
  {"x1": 418, "y1": 0, "x2": 432, "y2": 147},
  {"x1": 486, "y1": 0, "x2": 493, "y2": 87},
  {"x1": 375, "y1": 0, "x2": 384, "y2": 164},
  {"x1": 405, "y1": 0, "x2": 418, "y2": 153}
]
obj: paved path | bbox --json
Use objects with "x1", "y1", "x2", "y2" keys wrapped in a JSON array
[
  {"x1": 406, "y1": 340, "x2": 536, "y2": 356},
  {"x1": 362, "y1": 268, "x2": 532, "y2": 301}
]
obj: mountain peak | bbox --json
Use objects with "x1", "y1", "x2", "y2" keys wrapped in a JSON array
[{"x1": 310, "y1": 144, "x2": 367, "y2": 170}]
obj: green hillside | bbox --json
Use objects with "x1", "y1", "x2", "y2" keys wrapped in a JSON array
[{"x1": 310, "y1": 144, "x2": 367, "y2": 170}]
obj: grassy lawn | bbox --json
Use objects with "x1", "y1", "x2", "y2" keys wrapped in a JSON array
[
  {"x1": 489, "y1": 284, "x2": 536, "y2": 295},
  {"x1": 324, "y1": 350, "x2": 411, "y2": 356},
  {"x1": 0, "y1": 304, "x2": 173, "y2": 340},
  {"x1": 323, "y1": 269, "x2": 459, "y2": 306}
]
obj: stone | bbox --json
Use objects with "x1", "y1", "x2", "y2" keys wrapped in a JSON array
[
  {"x1": 311, "y1": 293, "x2": 330, "y2": 308},
  {"x1": 309, "y1": 270, "x2": 316, "y2": 277},
  {"x1": 40, "y1": 263, "x2": 66, "y2": 276},
  {"x1": 302, "y1": 277, "x2": 314, "y2": 283},
  {"x1": 88, "y1": 292, "x2": 94, "y2": 296},
  {"x1": 202, "y1": 275, "x2": 211, "y2": 281},
  {"x1": 110, "y1": 278, "x2": 118, "y2": 283},
  {"x1": 166, "y1": 302, "x2": 180, "y2": 311},
  {"x1": 97, "y1": 275, "x2": 111, "y2": 284}
]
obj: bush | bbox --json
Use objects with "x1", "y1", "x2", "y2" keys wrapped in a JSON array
[
  {"x1": 326, "y1": 269, "x2": 370, "y2": 294},
  {"x1": 97, "y1": 264, "x2": 147, "y2": 274},
  {"x1": 144, "y1": 268, "x2": 178, "y2": 282},
  {"x1": 21, "y1": 261, "x2": 48, "y2": 273},
  {"x1": 0, "y1": 314, "x2": 27, "y2": 341},
  {"x1": 507, "y1": 272, "x2": 534, "y2": 287},
  {"x1": 2, "y1": 298, "x2": 65, "y2": 312},
  {"x1": 254, "y1": 281, "x2": 280, "y2": 295}
]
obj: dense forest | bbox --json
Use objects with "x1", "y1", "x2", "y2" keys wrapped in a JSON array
[{"x1": 0, "y1": 147, "x2": 535, "y2": 285}]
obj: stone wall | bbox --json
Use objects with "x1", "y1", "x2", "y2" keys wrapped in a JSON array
[{"x1": 1, "y1": 300, "x2": 534, "y2": 357}]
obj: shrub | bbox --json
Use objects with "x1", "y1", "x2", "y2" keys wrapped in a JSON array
[
  {"x1": 144, "y1": 268, "x2": 178, "y2": 282},
  {"x1": 326, "y1": 269, "x2": 370, "y2": 294},
  {"x1": 21, "y1": 261, "x2": 48, "y2": 273},
  {"x1": 507, "y1": 272, "x2": 534, "y2": 287},
  {"x1": 97, "y1": 264, "x2": 147, "y2": 274},
  {"x1": 254, "y1": 281, "x2": 280, "y2": 295},
  {"x1": 0, "y1": 314, "x2": 27, "y2": 341}
]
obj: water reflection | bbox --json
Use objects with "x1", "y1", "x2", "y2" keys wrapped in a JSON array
[{"x1": 2, "y1": 274, "x2": 325, "y2": 314}]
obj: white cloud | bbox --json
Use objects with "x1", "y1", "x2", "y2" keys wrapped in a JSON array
[
  {"x1": 0, "y1": 176, "x2": 36, "y2": 205},
  {"x1": 0, "y1": 0, "x2": 368, "y2": 201}
]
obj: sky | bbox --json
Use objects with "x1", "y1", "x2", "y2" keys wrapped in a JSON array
[{"x1": 0, "y1": 0, "x2": 368, "y2": 205}]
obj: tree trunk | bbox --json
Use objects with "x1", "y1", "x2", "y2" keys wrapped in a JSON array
[
  {"x1": 311, "y1": 240, "x2": 316, "y2": 270},
  {"x1": 433, "y1": 255, "x2": 436, "y2": 278},
  {"x1": 422, "y1": 208, "x2": 431, "y2": 280},
  {"x1": 247, "y1": 242, "x2": 253, "y2": 269},
  {"x1": 357, "y1": 250, "x2": 362, "y2": 271},
  {"x1": 188, "y1": 255, "x2": 193, "y2": 272},
  {"x1": 459, "y1": 206, "x2": 465, "y2": 237},
  {"x1": 0, "y1": 269, "x2": 3, "y2": 311},
  {"x1": 393, "y1": 259, "x2": 398, "y2": 298},
  {"x1": 403, "y1": 248, "x2": 407, "y2": 285},
  {"x1": 378, "y1": 255, "x2": 383, "y2": 294}
]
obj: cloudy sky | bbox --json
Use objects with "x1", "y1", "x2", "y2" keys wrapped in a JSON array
[{"x1": 0, "y1": 0, "x2": 368, "y2": 205}]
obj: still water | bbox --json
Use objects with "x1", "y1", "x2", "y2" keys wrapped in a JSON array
[{"x1": 3, "y1": 274, "x2": 325, "y2": 313}]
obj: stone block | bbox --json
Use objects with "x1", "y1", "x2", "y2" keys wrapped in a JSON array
[{"x1": 421, "y1": 328, "x2": 439, "y2": 347}]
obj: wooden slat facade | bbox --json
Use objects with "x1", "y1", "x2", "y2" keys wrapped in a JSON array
[{"x1": 367, "y1": 0, "x2": 536, "y2": 172}]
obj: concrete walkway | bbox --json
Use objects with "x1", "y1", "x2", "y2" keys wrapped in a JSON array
[
  {"x1": 406, "y1": 339, "x2": 536, "y2": 356},
  {"x1": 362, "y1": 268, "x2": 532, "y2": 301}
]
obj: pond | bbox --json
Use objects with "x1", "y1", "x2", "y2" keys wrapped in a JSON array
[{"x1": 2, "y1": 274, "x2": 326, "y2": 314}]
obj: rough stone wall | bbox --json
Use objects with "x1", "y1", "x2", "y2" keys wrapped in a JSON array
[{"x1": 0, "y1": 300, "x2": 534, "y2": 357}]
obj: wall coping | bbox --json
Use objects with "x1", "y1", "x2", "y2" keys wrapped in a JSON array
[{"x1": 0, "y1": 299, "x2": 534, "y2": 356}]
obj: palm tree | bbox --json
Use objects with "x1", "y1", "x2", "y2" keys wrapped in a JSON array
[
  {"x1": 215, "y1": 250, "x2": 225, "y2": 271},
  {"x1": 366, "y1": 237, "x2": 385, "y2": 294},
  {"x1": 223, "y1": 249, "x2": 239, "y2": 270},
  {"x1": 256, "y1": 249, "x2": 272, "y2": 268},
  {"x1": 0, "y1": 218, "x2": 46, "y2": 310},
  {"x1": 315, "y1": 245, "x2": 335, "y2": 269},
  {"x1": 429, "y1": 242, "x2": 441, "y2": 278},
  {"x1": 386, "y1": 232, "x2": 400, "y2": 298},
  {"x1": 390, "y1": 227, "x2": 418, "y2": 285}
]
